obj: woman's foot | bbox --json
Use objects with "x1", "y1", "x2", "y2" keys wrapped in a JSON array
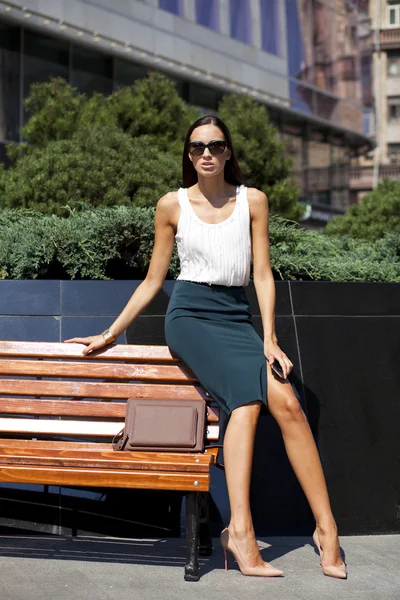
[
  {"x1": 221, "y1": 525, "x2": 284, "y2": 577},
  {"x1": 315, "y1": 523, "x2": 343, "y2": 567},
  {"x1": 313, "y1": 524, "x2": 347, "y2": 579}
]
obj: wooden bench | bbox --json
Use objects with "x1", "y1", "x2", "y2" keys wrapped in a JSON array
[{"x1": 0, "y1": 341, "x2": 221, "y2": 581}]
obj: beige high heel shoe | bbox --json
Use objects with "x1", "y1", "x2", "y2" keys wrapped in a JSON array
[
  {"x1": 313, "y1": 529, "x2": 347, "y2": 579},
  {"x1": 220, "y1": 528, "x2": 284, "y2": 577}
]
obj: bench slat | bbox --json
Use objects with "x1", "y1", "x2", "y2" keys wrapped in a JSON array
[
  {"x1": 0, "y1": 448, "x2": 211, "y2": 472},
  {"x1": 0, "y1": 418, "x2": 121, "y2": 436},
  {"x1": 0, "y1": 342, "x2": 179, "y2": 363},
  {"x1": 0, "y1": 360, "x2": 196, "y2": 383},
  {"x1": 0, "y1": 439, "x2": 220, "y2": 462},
  {"x1": 0, "y1": 439, "x2": 112, "y2": 450},
  {"x1": 0, "y1": 399, "x2": 220, "y2": 423},
  {"x1": 0, "y1": 379, "x2": 205, "y2": 400},
  {"x1": 0, "y1": 465, "x2": 210, "y2": 491},
  {"x1": 0, "y1": 418, "x2": 220, "y2": 441},
  {"x1": 0, "y1": 398, "x2": 126, "y2": 418}
]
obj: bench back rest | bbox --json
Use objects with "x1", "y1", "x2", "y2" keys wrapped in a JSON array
[{"x1": 0, "y1": 342, "x2": 219, "y2": 447}]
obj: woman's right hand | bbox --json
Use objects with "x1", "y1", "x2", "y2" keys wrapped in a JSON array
[{"x1": 64, "y1": 335, "x2": 108, "y2": 356}]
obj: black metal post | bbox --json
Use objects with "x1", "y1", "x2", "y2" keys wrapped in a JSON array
[
  {"x1": 184, "y1": 491, "x2": 200, "y2": 581},
  {"x1": 199, "y1": 492, "x2": 213, "y2": 556}
]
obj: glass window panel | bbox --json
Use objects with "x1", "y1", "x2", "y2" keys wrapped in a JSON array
[
  {"x1": 0, "y1": 23, "x2": 20, "y2": 141},
  {"x1": 260, "y1": 0, "x2": 281, "y2": 55},
  {"x1": 285, "y1": 0, "x2": 313, "y2": 82},
  {"x1": 72, "y1": 46, "x2": 113, "y2": 95},
  {"x1": 289, "y1": 80, "x2": 313, "y2": 115},
  {"x1": 23, "y1": 30, "x2": 69, "y2": 126},
  {"x1": 24, "y1": 29, "x2": 69, "y2": 90},
  {"x1": 361, "y1": 55, "x2": 372, "y2": 107},
  {"x1": 388, "y1": 53, "x2": 400, "y2": 76},
  {"x1": 336, "y1": 3, "x2": 362, "y2": 103},
  {"x1": 332, "y1": 144, "x2": 349, "y2": 164},
  {"x1": 280, "y1": 131, "x2": 303, "y2": 171},
  {"x1": 158, "y1": 0, "x2": 183, "y2": 16},
  {"x1": 195, "y1": 0, "x2": 219, "y2": 31},
  {"x1": 308, "y1": 138, "x2": 331, "y2": 197},
  {"x1": 0, "y1": 141, "x2": 13, "y2": 168},
  {"x1": 309, "y1": 139, "x2": 330, "y2": 169},
  {"x1": 114, "y1": 59, "x2": 148, "y2": 89},
  {"x1": 331, "y1": 188, "x2": 348, "y2": 210},
  {"x1": 389, "y1": 8, "x2": 397, "y2": 25},
  {"x1": 331, "y1": 164, "x2": 348, "y2": 189},
  {"x1": 362, "y1": 107, "x2": 374, "y2": 135},
  {"x1": 309, "y1": 191, "x2": 331, "y2": 206},
  {"x1": 339, "y1": 99, "x2": 363, "y2": 131},
  {"x1": 389, "y1": 99, "x2": 400, "y2": 120},
  {"x1": 280, "y1": 131, "x2": 305, "y2": 192},
  {"x1": 312, "y1": 0, "x2": 337, "y2": 92},
  {"x1": 314, "y1": 90, "x2": 341, "y2": 123},
  {"x1": 229, "y1": 0, "x2": 252, "y2": 44},
  {"x1": 189, "y1": 82, "x2": 222, "y2": 110}
]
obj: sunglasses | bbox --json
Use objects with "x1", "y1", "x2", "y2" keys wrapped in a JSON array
[{"x1": 187, "y1": 139, "x2": 228, "y2": 156}]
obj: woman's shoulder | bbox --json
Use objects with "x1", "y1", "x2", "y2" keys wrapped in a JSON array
[
  {"x1": 155, "y1": 191, "x2": 181, "y2": 226},
  {"x1": 246, "y1": 187, "x2": 269, "y2": 214},
  {"x1": 156, "y1": 190, "x2": 180, "y2": 211}
]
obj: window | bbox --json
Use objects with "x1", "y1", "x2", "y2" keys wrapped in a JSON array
[
  {"x1": 0, "y1": 23, "x2": 20, "y2": 141},
  {"x1": 388, "y1": 97, "x2": 400, "y2": 121},
  {"x1": 158, "y1": 0, "x2": 183, "y2": 16},
  {"x1": 0, "y1": 141, "x2": 12, "y2": 168},
  {"x1": 387, "y1": 1, "x2": 400, "y2": 27},
  {"x1": 195, "y1": 0, "x2": 219, "y2": 32},
  {"x1": 72, "y1": 46, "x2": 113, "y2": 96},
  {"x1": 114, "y1": 60, "x2": 148, "y2": 89},
  {"x1": 189, "y1": 83, "x2": 222, "y2": 111},
  {"x1": 23, "y1": 30, "x2": 69, "y2": 125},
  {"x1": 229, "y1": 0, "x2": 252, "y2": 44},
  {"x1": 388, "y1": 143, "x2": 400, "y2": 154},
  {"x1": 388, "y1": 53, "x2": 400, "y2": 76},
  {"x1": 361, "y1": 55, "x2": 372, "y2": 107},
  {"x1": 260, "y1": 0, "x2": 281, "y2": 55}
]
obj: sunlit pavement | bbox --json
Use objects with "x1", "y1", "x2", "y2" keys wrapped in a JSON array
[{"x1": 0, "y1": 534, "x2": 398, "y2": 600}]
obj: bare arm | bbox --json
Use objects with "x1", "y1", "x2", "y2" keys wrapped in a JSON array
[
  {"x1": 249, "y1": 188, "x2": 293, "y2": 378},
  {"x1": 65, "y1": 192, "x2": 178, "y2": 355}
]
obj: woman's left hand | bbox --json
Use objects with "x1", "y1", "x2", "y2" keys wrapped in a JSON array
[{"x1": 264, "y1": 340, "x2": 293, "y2": 380}]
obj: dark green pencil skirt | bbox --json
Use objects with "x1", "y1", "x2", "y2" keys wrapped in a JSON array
[{"x1": 165, "y1": 281, "x2": 268, "y2": 416}]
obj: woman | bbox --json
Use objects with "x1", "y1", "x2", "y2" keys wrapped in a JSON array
[{"x1": 66, "y1": 115, "x2": 346, "y2": 579}]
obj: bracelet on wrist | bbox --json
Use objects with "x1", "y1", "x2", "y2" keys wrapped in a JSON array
[{"x1": 101, "y1": 329, "x2": 116, "y2": 344}]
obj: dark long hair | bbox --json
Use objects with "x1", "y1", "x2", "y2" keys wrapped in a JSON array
[{"x1": 182, "y1": 115, "x2": 245, "y2": 188}]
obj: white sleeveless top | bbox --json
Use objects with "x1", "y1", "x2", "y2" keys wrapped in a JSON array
[{"x1": 175, "y1": 184, "x2": 251, "y2": 287}]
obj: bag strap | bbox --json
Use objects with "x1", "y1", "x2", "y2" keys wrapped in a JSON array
[
  {"x1": 205, "y1": 443, "x2": 225, "y2": 470},
  {"x1": 112, "y1": 429, "x2": 129, "y2": 451}
]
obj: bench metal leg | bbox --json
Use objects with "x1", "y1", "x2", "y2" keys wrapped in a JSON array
[
  {"x1": 199, "y1": 492, "x2": 213, "y2": 556},
  {"x1": 185, "y1": 492, "x2": 200, "y2": 582}
]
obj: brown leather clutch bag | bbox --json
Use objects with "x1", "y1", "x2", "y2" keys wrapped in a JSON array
[{"x1": 112, "y1": 397, "x2": 207, "y2": 452}]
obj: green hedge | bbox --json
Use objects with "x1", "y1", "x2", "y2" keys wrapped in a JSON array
[{"x1": 0, "y1": 207, "x2": 399, "y2": 281}]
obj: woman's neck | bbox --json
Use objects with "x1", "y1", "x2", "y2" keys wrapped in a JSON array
[{"x1": 194, "y1": 175, "x2": 236, "y2": 203}]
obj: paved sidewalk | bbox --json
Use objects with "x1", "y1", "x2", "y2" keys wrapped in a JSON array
[{"x1": 0, "y1": 534, "x2": 398, "y2": 600}]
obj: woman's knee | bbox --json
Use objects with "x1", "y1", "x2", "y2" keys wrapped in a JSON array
[
  {"x1": 231, "y1": 400, "x2": 261, "y2": 423},
  {"x1": 270, "y1": 392, "x2": 305, "y2": 424}
]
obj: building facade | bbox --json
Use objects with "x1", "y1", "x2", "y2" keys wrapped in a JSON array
[{"x1": 0, "y1": 0, "x2": 372, "y2": 226}]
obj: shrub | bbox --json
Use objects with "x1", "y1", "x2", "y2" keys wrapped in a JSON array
[
  {"x1": 1, "y1": 75, "x2": 305, "y2": 220},
  {"x1": 218, "y1": 95, "x2": 304, "y2": 221},
  {"x1": 324, "y1": 179, "x2": 400, "y2": 241},
  {"x1": 0, "y1": 129, "x2": 181, "y2": 215},
  {"x1": 0, "y1": 208, "x2": 399, "y2": 282}
]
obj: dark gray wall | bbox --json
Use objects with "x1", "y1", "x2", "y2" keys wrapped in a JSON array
[{"x1": 0, "y1": 280, "x2": 399, "y2": 537}]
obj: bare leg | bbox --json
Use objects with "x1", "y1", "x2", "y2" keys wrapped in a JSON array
[
  {"x1": 266, "y1": 363, "x2": 342, "y2": 567},
  {"x1": 223, "y1": 401, "x2": 268, "y2": 567}
]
